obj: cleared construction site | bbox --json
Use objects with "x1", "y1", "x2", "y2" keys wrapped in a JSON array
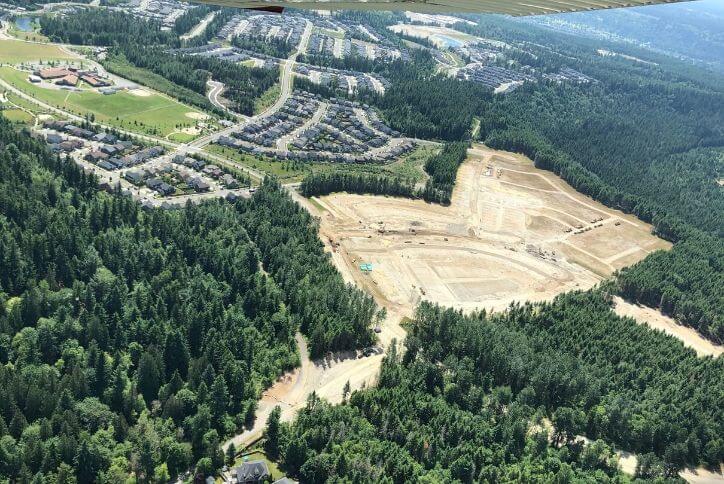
[{"x1": 302, "y1": 144, "x2": 672, "y2": 316}]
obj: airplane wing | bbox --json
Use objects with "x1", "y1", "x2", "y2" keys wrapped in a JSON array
[{"x1": 201, "y1": 0, "x2": 693, "y2": 15}]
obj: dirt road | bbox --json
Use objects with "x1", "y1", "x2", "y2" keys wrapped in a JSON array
[{"x1": 613, "y1": 297, "x2": 722, "y2": 358}]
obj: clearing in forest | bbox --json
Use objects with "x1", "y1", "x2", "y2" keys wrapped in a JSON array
[{"x1": 302, "y1": 144, "x2": 671, "y2": 316}]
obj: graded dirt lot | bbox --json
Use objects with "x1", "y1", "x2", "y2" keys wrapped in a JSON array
[
  {"x1": 304, "y1": 145, "x2": 671, "y2": 317},
  {"x1": 228, "y1": 145, "x2": 683, "y2": 456}
]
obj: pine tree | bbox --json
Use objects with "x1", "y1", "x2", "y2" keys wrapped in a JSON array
[
  {"x1": 264, "y1": 406, "x2": 281, "y2": 459},
  {"x1": 137, "y1": 352, "x2": 161, "y2": 405}
]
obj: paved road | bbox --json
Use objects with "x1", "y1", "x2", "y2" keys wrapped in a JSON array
[
  {"x1": 206, "y1": 79, "x2": 240, "y2": 115},
  {"x1": 276, "y1": 101, "x2": 327, "y2": 152},
  {"x1": 188, "y1": 19, "x2": 313, "y2": 150}
]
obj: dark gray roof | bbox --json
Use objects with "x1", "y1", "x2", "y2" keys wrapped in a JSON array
[{"x1": 235, "y1": 460, "x2": 270, "y2": 482}]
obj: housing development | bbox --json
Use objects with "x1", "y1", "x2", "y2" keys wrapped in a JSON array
[{"x1": 0, "y1": 0, "x2": 722, "y2": 483}]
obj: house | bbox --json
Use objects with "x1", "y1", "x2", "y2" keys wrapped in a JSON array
[
  {"x1": 233, "y1": 461, "x2": 270, "y2": 483},
  {"x1": 43, "y1": 120, "x2": 68, "y2": 130},
  {"x1": 124, "y1": 170, "x2": 145, "y2": 185},
  {"x1": 97, "y1": 160, "x2": 115, "y2": 171},
  {"x1": 46, "y1": 133, "x2": 64, "y2": 144},
  {"x1": 147, "y1": 146, "x2": 164, "y2": 157},
  {"x1": 94, "y1": 133, "x2": 117, "y2": 144},
  {"x1": 85, "y1": 151, "x2": 108, "y2": 163},
  {"x1": 107, "y1": 157, "x2": 124, "y2": 168},
  {"x1": 188, "y1": 177, "x2": 210, "y2": 192},
  {"x1": 157, "y1": 182, "x2": 175, "y2": 196},
  {"x1": 100, "y1": 144, "x2": 117, "y2": 156},
  {"x1": 145, "y1": 177, "x2": 162, "y2": 189},
  {"x1": 59, "y1": 140, "x2": 82, "y2": 152},
  {"x1": 221, "y1": 174, "x2": 238, "y2": 188}
]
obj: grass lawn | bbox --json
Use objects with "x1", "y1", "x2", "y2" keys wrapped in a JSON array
[
  {"x1": 206, "y1": 145, "x2": 307, "y2": 182},
  {"x1": 207, "y1": 143, "x2": 439, "y2": 185},
  {"x1": 232, "y1": 451, "x2": 285, "y2": 481},
  {"x1": 384, "y1": 145, "x2": 438, "y2": 183},
  {"x1": 1, "y1": 108, "x2": 33, "y2": 123},
  {"x1": 5, "y1": 92, "x2": 49, "y2": 115},
  {"x1": 0, "y1": 67, "x2": 208, "y2": 137},
  {"x1": 471, "y1": 117, "x2": 481, "y2": 140},
  {"x1": 0, "y1": 39, "x2": 73, "y2": 64},
  {"x1": 168, "y1": 131, "x2": 196, "y2": 143},
  {"x1": 317, "y1": 27, "x2": 344, "y2": 39},
  {"x1": 253, "y1": 82, "x2": 281, "y2": 115}
]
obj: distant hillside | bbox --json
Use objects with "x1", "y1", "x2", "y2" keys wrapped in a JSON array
[{"x1": 519, "y1": 0, "x2": 724, "y2": 73}]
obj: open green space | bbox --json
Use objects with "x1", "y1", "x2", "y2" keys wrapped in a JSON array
[
  {"x1": 0, "y1": 108, "x2": 33, "y2": 123},
  {"x1": 207, "y1": 144, "x2": 307, "y2": 182},
  {"x1": 317, "y1": 27, "x2": 345, "y2": 39},
  {"x1": 0, "y1": 66, "x2": 209, "y2": 136},
  {"x1": 229, "y1": 451, "x2": 285, "y2": 482},
  {"x1": 207, "y1": 143, "x2": 438, "y2": 184},
  {"x1": 167, "y1": 131, "x2": 196, "y2": 143},
  {"x1": 0, "y1": 39, "x2": 72, "y2": 64},
  {"x1": 253, "y1": 81, "x2": 281, "y2": 115},
  {"x1": 384, "y1": 145, "x2": 438, "y2": 183},
  {"x1": 4, "y1": 91, "x2": 49, "y2": 116},
  {"x1": 102, "y1": 54, "x2": 215, "y2": 113}
]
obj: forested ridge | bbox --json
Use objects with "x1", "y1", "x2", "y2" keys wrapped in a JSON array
[
  {"x1": 272, "y1": 291, "x2": 724, "y2": 482},
  {"x1": 0, "y1": 117, "x2": 375, "y2": 482}
]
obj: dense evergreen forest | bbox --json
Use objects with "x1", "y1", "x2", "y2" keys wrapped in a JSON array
[
  {"x1": 272, "y1": 291, "x2": 724, "y2": 482},
  {"x1": 172, "y1": 5, "x2": 216, "y2": 36},
  {"x1": 232, "y1": 36, "x2": 296, "y2": 59},
  {"x1": 40, "y1": 10, "x2": 278, "y2": 116},
  {"x1": 41, "y1": 10, "x2": 177, "y2": 47},
  {"x1": 0, "y1": 117, "x2": 375, "y2": 482},
  {"x1": 300, "y1": 171, "x2": 416, "y2": 199}
]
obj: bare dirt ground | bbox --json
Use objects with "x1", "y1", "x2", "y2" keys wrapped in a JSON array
[
  {"x1": 613, "y1": 297, "x2": 723, "y2": 358},
  {"x1": 224, "y1": 144, "x2": 677, "y2": 456},
  {"x1": 308, "y1": 145, "x2": 670, "y2": 317}
]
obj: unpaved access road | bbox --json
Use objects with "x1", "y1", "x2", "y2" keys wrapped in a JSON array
[{"x1": 613, "y1": 297, "x2": 722, "y2": 358}]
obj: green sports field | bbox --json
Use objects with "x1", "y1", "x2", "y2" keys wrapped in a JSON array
[
  {"x1": 0, "y1": 66, "x2": 209, "y2": 136},
  {"x1": 0, "y1": 39, "x2": 73, "y2": 64}
]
